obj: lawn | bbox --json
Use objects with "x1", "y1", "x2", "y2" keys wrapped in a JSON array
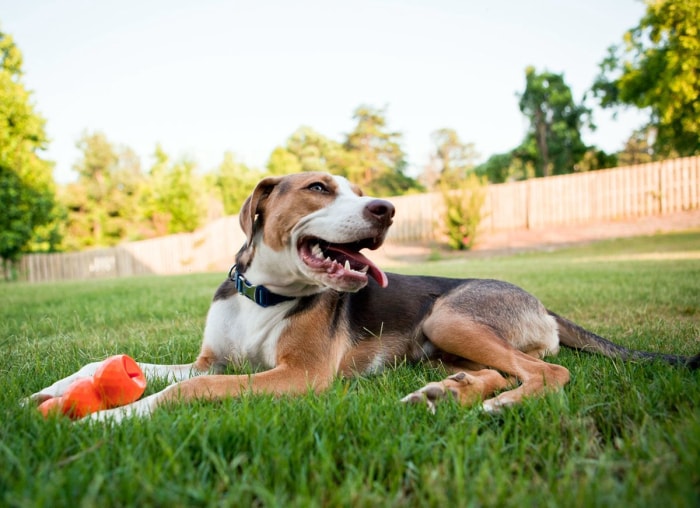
[{"x1": 1, "y1": 231, "x2": 699, "y2": 507}]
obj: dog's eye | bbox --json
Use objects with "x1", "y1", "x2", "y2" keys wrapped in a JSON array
[{"x1": 307, "y1": 182, "x2": 329, "y2": 193}]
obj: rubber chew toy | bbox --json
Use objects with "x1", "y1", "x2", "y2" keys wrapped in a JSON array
[{"x1": 38, "y1": 354, "x2": 147, "y2": 419}]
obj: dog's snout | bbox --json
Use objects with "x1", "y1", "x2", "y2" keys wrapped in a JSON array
[{"x1": 364, "y1": 199, "x2": 395, "y2": 223}]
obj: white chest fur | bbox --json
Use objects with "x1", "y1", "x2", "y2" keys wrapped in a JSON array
[{"x1": 201, "y1": 296, "x2": 294, "y2": 370}]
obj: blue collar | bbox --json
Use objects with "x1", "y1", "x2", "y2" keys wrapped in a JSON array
[{"x1": 229, "y1": 266, "x2": 296, "y2": 308}]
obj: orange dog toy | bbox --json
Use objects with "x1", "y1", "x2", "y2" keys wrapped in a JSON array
[{"x1": 38, "y1": 354, "x2": 147, "y2": 419}]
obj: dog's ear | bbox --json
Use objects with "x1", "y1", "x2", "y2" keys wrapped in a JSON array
[{"x1": 239, "y1": 176, "x2": 283, "y2": 243}]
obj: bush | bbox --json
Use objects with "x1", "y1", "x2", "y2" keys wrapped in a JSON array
[{"x1": 440, "y1": 173, "x2": 487, "y2": 250}]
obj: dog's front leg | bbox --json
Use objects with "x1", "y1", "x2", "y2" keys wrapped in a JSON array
[
  {"x1": 88, "y1": 364, "x2": 333, "y2": 423},
  {"x1": 136, "y1": 362, "x2": 204, "y2": 384},
  {"x1": 28, "y1": 361, "x2": 200, "y2": 405},
  {"x1": 29, "y1": 361, "x2": 105, "y2": 403}
]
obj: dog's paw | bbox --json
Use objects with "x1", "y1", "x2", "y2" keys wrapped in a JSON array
[
  {"x1": 482, "y1": 395, "x2": 516, "y2": 414},
  {"x1": 402, "y1": 370, "x2": 511, "y2": 413},
  {"x1": 84, "y1": 407, "x2": 128, "y2": 424},
  {"x1": 400, "y1": 376, "x2": 462, "y2": 414},
  {"x1": 21, "y1": 392, "x2": 54, "y2": 408},
  {"x1": 84, "y1": 395, "x2": 155, "y2": 424},
  {"x1": 481, "y1": 399, "x2": 502, "y2": 414}
]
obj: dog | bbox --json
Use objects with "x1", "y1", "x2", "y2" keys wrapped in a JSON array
[{"x1": 30, "y1": 172, "x2": 699, "y2": 420}]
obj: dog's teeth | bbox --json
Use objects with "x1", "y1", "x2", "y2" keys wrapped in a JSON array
[
  {"x1": 344, "y1": 260, "x2": 351, "y2": 271},
  {"x1": 312, "y1": 244, "x2": 323, "y2": 257},
  {"x1": 360, "y1": 265, "x2": 369, "y2": 273}
]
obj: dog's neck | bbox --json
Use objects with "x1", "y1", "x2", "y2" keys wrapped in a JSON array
[
  {"x1": 235, "y1": 240, "x2": 331, "y2": 299},
  {"x1": 229, "y1": 266, "x2": 297, "y2": 308}
]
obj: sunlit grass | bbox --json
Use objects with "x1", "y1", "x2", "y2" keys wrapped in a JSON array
[{"x1": 1, "y1": 231, "x2": 698, "y2": 507}]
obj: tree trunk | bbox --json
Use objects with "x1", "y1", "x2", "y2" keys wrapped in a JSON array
[{"x1": 534, "y1": 107, "x2": 550, "y2": 177}]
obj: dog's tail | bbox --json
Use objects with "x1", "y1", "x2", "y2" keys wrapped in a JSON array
[{"x1": 549, "y1": 310, "x2": 700, "y2": 369}]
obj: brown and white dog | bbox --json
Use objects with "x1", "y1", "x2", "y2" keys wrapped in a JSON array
[{"x1": 30, "y1": 172, "x2": 699, "y2": 421}]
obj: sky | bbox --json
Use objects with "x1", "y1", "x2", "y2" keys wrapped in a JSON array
[{"x1": 2, "y1": 0, "x2": 648, "y2": 184}]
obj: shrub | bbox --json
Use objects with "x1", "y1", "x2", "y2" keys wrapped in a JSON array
[{"x1": 440, "y1": 173, "x2": 487, "y2": 250}]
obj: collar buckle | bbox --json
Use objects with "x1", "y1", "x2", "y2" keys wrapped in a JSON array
[{"x1": 229, "y1": 265, "x2": 295, "y2": 308}]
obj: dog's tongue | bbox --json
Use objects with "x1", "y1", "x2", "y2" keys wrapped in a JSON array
[{"x1": 326, "y1": 245, "x2": 388, "y2": 288}]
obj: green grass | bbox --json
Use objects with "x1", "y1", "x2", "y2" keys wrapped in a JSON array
[{"x1": 1, "y1": 231, "x2": 699, "y2": 507}]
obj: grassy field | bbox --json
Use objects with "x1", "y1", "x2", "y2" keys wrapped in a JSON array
[{"x1": 1, "y1": 231, "x2": 699, "y2": 507}]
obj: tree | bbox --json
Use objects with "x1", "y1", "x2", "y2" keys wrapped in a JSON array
[
  {"x1": 269, "y1": 109, "x2": 422, "y2": 196},
  {"x1": 593, "y1": 0, "x2": 700, "y2": 156},
  {"x1": 267, "y1": 146, "x2": 303, "y2": 176},
  {"x1": 140, "y1": 145, "x2": 206, "y2": 235},
  {"x1": 424, "y1": 128, "x2": 479, "y2": 188},
  {"x1": 617, "y1": 128, "x2": 656, "y2": 166},
  {"x1": 518, "y1": 67, "x2": 592, "y2": 177},
  {"x1": 343, "y1": 105, "x2": 422, "y2": 196},
  {"x1": 0, "y1": 28, "x2": 57, "y2": 275},
  {"x1": 474, "y1": 152, "x2": 536, "y2": 183},
  {"x1": 574, "y1": 149, "x2": 618, "y2": 172},
  {"x1": 267, "y1": 127, "x2": 344, "y2": 176},
  {"x1": 61, "y1": 132, "x2": 144, "y2": 250},
  {"x1": 208, "y1": 152, "x2": 261, "y2": 215}
]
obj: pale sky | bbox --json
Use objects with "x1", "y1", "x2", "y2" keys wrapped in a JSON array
[{"x1": 2, "y1": 0, "x2": 648, "y2": 184}]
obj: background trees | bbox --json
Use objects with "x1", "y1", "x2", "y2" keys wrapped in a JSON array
[
  {"x1": 593, "y1": 0, "x2": 700, "y2": 157},
  {"x1": 47, "y1": 105, "x2": 424, "y2": 254},
  {"x1": 138, "y1": 145, "x2": 206, "y2": 236},
  {"x1": 0, "y1": 28, "x2": 57, "y2": 275},
  {"x1": 267, "y1": 127, "x2": 344, "y2": 176},
  {"x1": 2, "y1": 1, "x2": 698, "y2": 261},
  {"x1": 516, "y1": 67, "x2": 593, "y2": 178},
  {"x1": 342, "y1": 106, "x2": 422, "y2": 196},
  {"x1": 268, "y1": 107, "x2": 423, "y2": 196},
  {"x1": 208, "y1": 152, "x2": 261, "y2": 216},
  {"x1": 423, "y1": 128, "x2": 479, "y2": 189},
  {"x1": 474, "y1": 67, "x2": 600, "y2": 183},
  {"x1": 62, "y1": 132, "x2": 140, "y2": 249},
  {"x1": 62, "y1": 136, "x2": 208, "y2": 249}
]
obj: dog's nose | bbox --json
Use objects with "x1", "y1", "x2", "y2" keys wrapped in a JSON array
[{"x1": 364, "y1": 199, "x2": 395, "y2": 222}]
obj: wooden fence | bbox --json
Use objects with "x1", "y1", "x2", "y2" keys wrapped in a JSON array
[
  {"x1": 386, "y1": 156, "x2": 700, "y2": 242},
  {"x1": 21, "y1": 216, "x2": 245, "y2": 283},
  {"x1": 20, "y1": 156, "x2": 700, "y2": 282}
]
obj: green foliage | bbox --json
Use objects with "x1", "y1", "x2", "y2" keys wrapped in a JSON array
[
  {"x1": 475, "y1": 152, "x2": 513, "y2": 183},
  {"x1": 593, "y1": 0, "x2": 700, "y2": 156},
  {"x1": 1, "y1": 233, "x2": 698, "y2": 505},
  {"x1": 574, "y1": 148, "x2": 618, "y2": 172},
  {"x1": 61, "y1": 138, "x2": 209, "y2": 250},
  {"x1": 141, "y1": 145, "x2": 206, "y2": 235},
  {"x1": 517, "y1": 67, "x2": 592, "y2": 177},
  {"x1": 440, "y1": 172, "x2": 487, "y2": 250},
  {"x1": 61, "y1": 132, "x2": 145, "y2": 250},
  {"x1": 475, "y1": 151, "x2": 537, "y2": 184},
  {"x1": 0, "y1": 28, "x2": 57, "y2": 270},
  {"x1": 475, "y1": 66, "x2": 619, "y2": 184},
  {"x1": 269, "y1": 108, "x2": 423, "y2": 197},
  {"x1": 343, "y1": 105, "x2": 423, "y2": 196},
  {"x1": 55, "y1": 104, "x2": 426, "y2": 252},
  {"x1": 424, "y1": 128, "x2": 479, "y2": 189},
  {"x1": 207, "y1": 152, "x2": 262, "y2": 216},
  {"x1": 267, "y1": 127, "x2": 345, "y2": 176},
  {"x1": 617, "y1": 128, "x2": 656, "y2": 166}
]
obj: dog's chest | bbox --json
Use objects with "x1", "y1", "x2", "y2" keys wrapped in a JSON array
[{"x1": 202, "y1": 296, "x2": 294, "y2": 369}]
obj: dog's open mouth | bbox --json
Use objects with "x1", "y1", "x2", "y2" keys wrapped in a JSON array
[{"x1": 298, "y1": 237, "x2": 388, "y2": 288}]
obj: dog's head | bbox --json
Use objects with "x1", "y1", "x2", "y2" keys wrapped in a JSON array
[{"x1": 235, "y1": 172, "x2": 394, "y2": 295}]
